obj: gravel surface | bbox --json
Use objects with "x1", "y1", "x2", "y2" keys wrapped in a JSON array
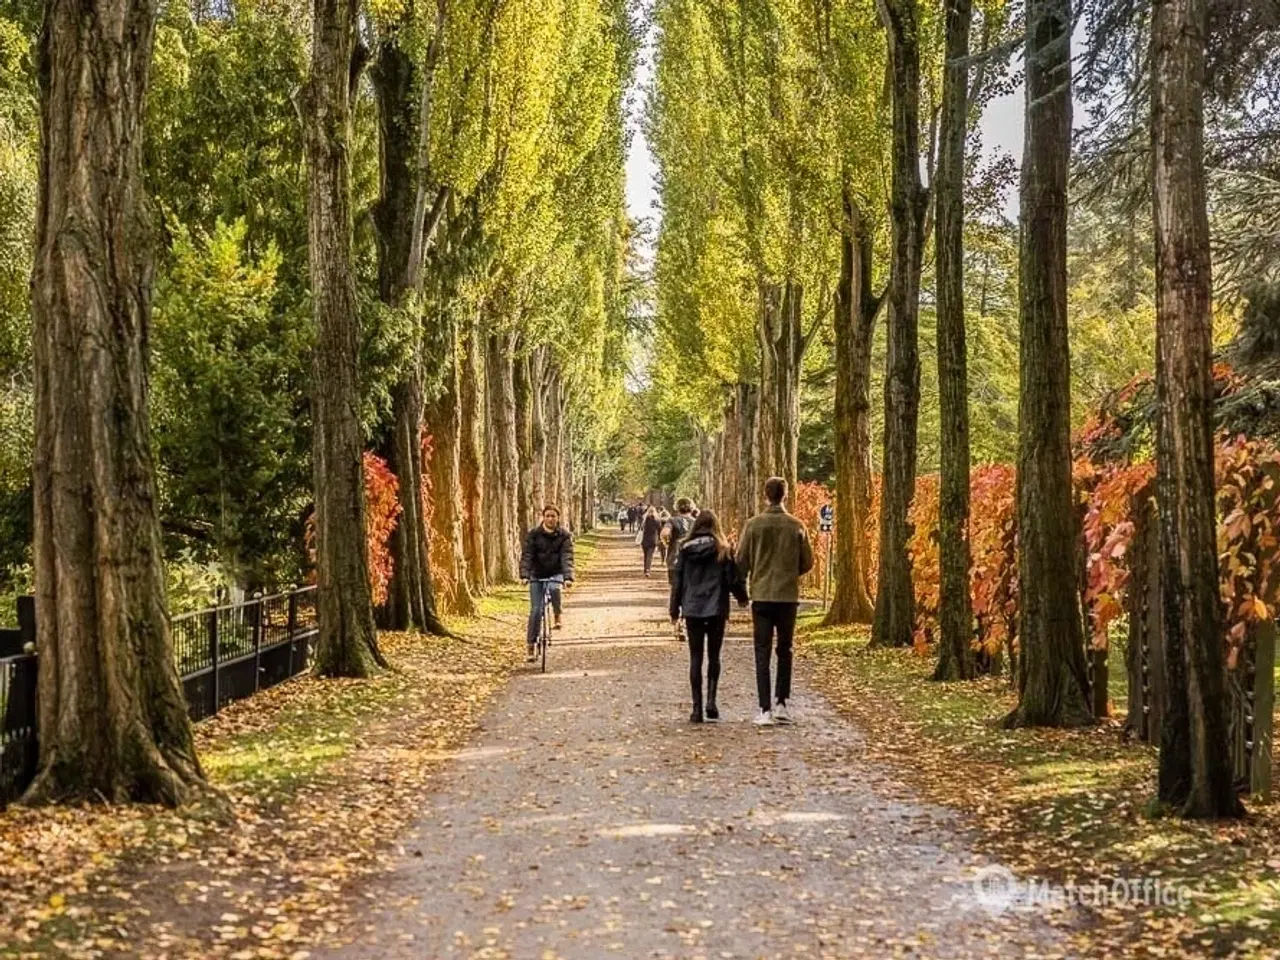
[{"x1": 321, "y1": 530, "x2": 1070, "y2": 959}]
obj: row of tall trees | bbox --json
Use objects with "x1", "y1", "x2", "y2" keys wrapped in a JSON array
[
  {"x1": 6, "y1": 0, "x2": 635, "y2": 804},
  {"x1": 650, "y1": 0, "x2": 1280, "y2": 818}
]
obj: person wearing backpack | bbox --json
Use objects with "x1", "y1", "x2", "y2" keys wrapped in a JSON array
[
  {"x1": 661, "y1": 497, "x2": 697, "y2": 639},
  {"x1": 669, "y1": 509, "x2": 748, "y2": 723}
]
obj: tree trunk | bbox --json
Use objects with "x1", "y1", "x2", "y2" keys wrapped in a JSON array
[
  {"x1": 721, "y1": 393, "x2": 742, "y2": 534},
  {"x1": 531, "y1": 349, "x2": 547, "y2": 514},
  {"x1": 825, "y1": 193, "x2": 877, "y2": 626},
  {"x1": 459, "y1": 315, "x2": 487, "y2": 593},
  {"x1": 514, "y1": 349, "x2": 535, "y2": 535},
  {"x1": 424, "y1": 330, "x2": 476, "y2": 617},
  {"x1": 756, "y1": 283, "x2": 781, "y2": 485},
  {"x1": 932, "y1": 0, "x2": 977, "y2": 681},
  {"x1": 1151, "y1": 0, "x2": 1241, "y2": 817},
  {"x1": 1004, "y1": 0, "x2": 1091, "y2": 727},
  {"x1": 736, "y1": 382, "x2": 760, "y2": 525},
  {"x1": 872, "y1": 0, "x2": 926, "y2": 649},
  {"x1": 371, "y1": 37, "x2": 449, "y2": 637},
  {"x1": 546, "y1": 371, "x2": 564, "y2": 508},
  {"x1": 774, "y1": 281, "x2": 804, "y2": 496},
  {"x1": 305, "y1": 0, "x2": 384, "y2": 677},
  {"x1": 24, "y1": 0, "x2": 205, "y2": 806},
  {"x1": 484, "y1": 332, "x2": 519, "y2": 583}
]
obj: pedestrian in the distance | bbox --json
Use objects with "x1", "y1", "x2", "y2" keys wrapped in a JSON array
[
  {"x1": 618, "y1": 507, "x2": 627, "y2": 532},
  {"x1": 669, "y1": 509, "x2": 748, "y2": 723},
  {"x1": 735, "y1": 477, "x2": 814, "y2": 726},
  {"x1": 662, "y1": 498, "x2": 697, "y2": 639},
  {"x1": 640, "y1": 506, "x2": 662, "y2": 577}
]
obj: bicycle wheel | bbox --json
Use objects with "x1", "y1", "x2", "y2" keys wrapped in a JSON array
[{"x1": 541, "y1": 601, "x2": 549, "y2": 674}]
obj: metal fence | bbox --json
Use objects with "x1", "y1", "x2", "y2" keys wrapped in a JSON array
[{"x1": 0, "y1": 585, "x2": 318, "y2": 806}]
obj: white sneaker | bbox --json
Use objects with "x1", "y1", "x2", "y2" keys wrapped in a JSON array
[
  {"x1": 773, "y1": 701, "x2": 793, "y2": 724},
  {"x1": 754, "y1": 709, "x2": 776, "y2": 727}
]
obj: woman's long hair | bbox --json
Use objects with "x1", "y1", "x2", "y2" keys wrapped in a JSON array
[{"x1": 687, "y1": 508, "x2": 730, "y2": 561}]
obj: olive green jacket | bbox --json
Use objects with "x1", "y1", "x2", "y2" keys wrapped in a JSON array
[{"x1": 735, "y1": 504, "x2": 814, "y2": 603}]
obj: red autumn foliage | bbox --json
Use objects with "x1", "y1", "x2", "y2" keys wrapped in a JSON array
[
  {"x1": 791, "y1": 481, "x2": 835, "y2": 597},
  {"x1": 302, "y1": 452, "x2": 402, "y2": 606},
  {"x1": 362, "y1": 451, "x2": 402, "y2": 607}
]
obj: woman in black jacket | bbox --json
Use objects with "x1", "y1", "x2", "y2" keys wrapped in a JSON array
[
  {"x1": 640, "y1": 506, "x2": 662, "y2": 577},
  {"x1": 669, "y1": 509, "x2": 748, "y2": 723}
]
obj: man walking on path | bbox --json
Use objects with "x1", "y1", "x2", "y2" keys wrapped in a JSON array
[
  {"x1": 735, "y1": 477, "x2": 814, "y2": 725},
  {"x1": 520, "y1": 506, "x2": 575, "y2": 662},
  {"x1": 662, "y1": 498, "x2": 697, "y2": 639}
]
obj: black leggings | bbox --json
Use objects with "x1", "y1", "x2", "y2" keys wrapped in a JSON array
[
  {"x1": 642, "y1": 543, "x2": 656, "y2": 574},
  {"x1": 687, "y1": 615, "x2": 727, "y2": 701}
]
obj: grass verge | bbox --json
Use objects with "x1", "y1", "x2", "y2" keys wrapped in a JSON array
[{"x1": 802, "y1": 624, "x2": 1280, "y2": 959}]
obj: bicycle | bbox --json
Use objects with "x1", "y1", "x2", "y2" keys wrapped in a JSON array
[{"x1": 528, "y1": 578, "x2": 562, "y2": 673}]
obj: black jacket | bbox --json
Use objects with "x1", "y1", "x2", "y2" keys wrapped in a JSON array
[
  {"x1": 520, "y1": 525, "x2": 575, "y2": 581},
  {"x1": 669, "y1": 535, "x2": 748, "y2": 620},
  {"x1": 641, "y1": 514, "x2": 662, "y2": 548}
]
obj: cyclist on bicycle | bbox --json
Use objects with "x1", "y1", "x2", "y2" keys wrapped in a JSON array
[{"x1": 519, "y1": 505, "x2": 575, "y2": 662}]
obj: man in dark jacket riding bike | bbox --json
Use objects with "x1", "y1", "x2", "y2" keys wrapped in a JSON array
[{"x1": 520, "y1": 505, "x2": 576, "y2": 662}]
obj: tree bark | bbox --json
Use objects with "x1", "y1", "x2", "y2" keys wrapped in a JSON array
[
  {"x1": 872, "y1": 0, "x2": 926, "y2": 649},
  {"x1": 825, "y1": 193, "x2": 878, "y2": 626},
  {"x1": 546, "y1": 370, "x2": 564, "y2": 508},
  {"x1": 756, "y1": 283, "x2": 781, "y2": 485},
  {"x1": 531, "y1": 348, "x2": 548, "y2": 515},
  {"x1": 459, "y1": 315, "x2": 487, "y2": 593},
  {"x1": 514, "y1": 349, "x2": 535, "y2": 534},
  {"x1": 24, "y1": 0, "x2": 205, "y2": 806},
  {"x1": 371, "y1": 35, "x2": 449, "y2": 637},
  {"x1": 736, "y1": 382, "x2": 760, "y2": 524},
  {"x1": 304, "y1": 0, "x2": 385, "y2": 677},
  {"x1": 1004, "y1": 0, "x2": 1091, "y2": 727},
  {"x1": 1151, "y1": 0, "x2": 1241, "y2": 817},
  {"x1": 932, "y1": 0, "x2": 977, "y2": 681},
  {"x1": 424, "y1": 328, "x2": 476, "y2": 616},
  {"x1": 483, "y1": 332, "x2": 519, "y2": 583}
]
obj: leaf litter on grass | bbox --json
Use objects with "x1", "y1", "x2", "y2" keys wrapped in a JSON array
[
  {"x1": 801, "y1": 626, "x2": 1280, "y2": 960},
  {"x1": 0, "y1": 624, "x2": 524, "y2": 960}
]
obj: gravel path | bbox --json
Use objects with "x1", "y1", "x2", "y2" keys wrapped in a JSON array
[{"x1": 322, "y1": 530, "x2": 1068, "y2": 959}]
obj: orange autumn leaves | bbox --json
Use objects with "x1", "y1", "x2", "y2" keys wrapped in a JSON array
[{"x1": 800, "y1": 433, "x2": 1280, "y2": 666}]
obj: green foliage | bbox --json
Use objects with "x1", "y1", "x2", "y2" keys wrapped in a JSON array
[{"x1": 152, "y1": 219, "x2": 312, "y2": 588}]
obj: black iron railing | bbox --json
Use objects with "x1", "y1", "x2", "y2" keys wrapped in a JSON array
[{"x1": 0, "y1": 585, "x2": 318, "y2": 806}]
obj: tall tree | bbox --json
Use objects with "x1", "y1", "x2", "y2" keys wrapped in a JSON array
[
  {"x1": 24, "y1": 0, "x2": 205, "y2": 804},
  {"x1": 932, "y1": 0, "x2": 977, "y2": 680},
  {"x1": 304, "y1": 0, "x2": 385, "y2": 676},
  {"x1": 825, "y1": 191, "x2": 878, "y2": 625},
  {"x1": 1150, "y1": 0, "x2": 1241, "y2": 817},
  {"x1": 370, "y1": 7, "x2": 452, "y2": 636},
  {"x1": 871, "y1": 0, "x2": 926, "y2": 649},
  {"x1": 1005, "y1": 0, "x2": 1092, "y2": 726}
]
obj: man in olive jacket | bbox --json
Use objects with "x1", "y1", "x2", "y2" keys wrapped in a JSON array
[{"x1": 735, "y1": 477, "x2": 814, "y2": 725}]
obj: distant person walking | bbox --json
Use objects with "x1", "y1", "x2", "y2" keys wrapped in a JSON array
[
  {"x1": 669, "y1": 509, "x2": 747, "y2": 723},
  {"x1": 640, "y1": 506, "x2": 662, "y2": 577},
  {"x1": 735, "y1": 477, "x2": 814, "y2": 726},
  {"x1": 618, "y1": 507, "x2": 627, "y2": 532},
  {"x1": 662, "y1": 498, "x2": 697, "y2": 639}
]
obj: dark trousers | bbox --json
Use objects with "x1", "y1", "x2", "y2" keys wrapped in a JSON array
[
  {"x1": 687, "y1": 615, "x2": 726, "y2": 704},
  {"x1": 642, "y1": 543, "x2": 656, "y2": 574},
  {"x1": 752, "y1": 601, "x2": 797, "y2": 711}
]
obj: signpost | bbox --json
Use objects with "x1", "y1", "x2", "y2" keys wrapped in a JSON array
[{"x1": 819, "y1": 504, "x2": 834, "y2": 610}]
